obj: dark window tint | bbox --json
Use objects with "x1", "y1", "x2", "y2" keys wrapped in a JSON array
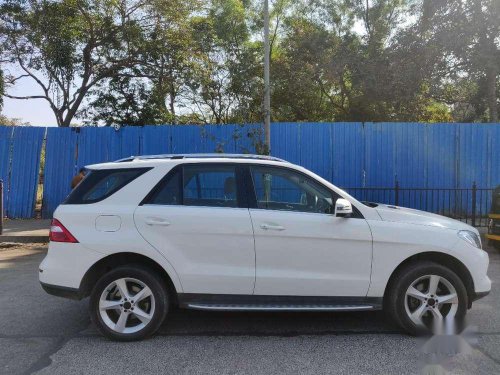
[
  {"x1": 65, "y1": 168, "x2": 150, "y2": 204},
  {"x1": 183, "y1": 165, "x2": 238, "y2": 207},
  {"x1": 145, "y1": 169, "x2": 181, "y2": 205},
  {"x1": 251, "y1": 166, "x2": 335, "y2": 214}
]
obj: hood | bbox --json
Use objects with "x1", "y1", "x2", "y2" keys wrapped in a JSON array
[{"x1": 374, "y1": 204, "x2": 474, "y2": 231}]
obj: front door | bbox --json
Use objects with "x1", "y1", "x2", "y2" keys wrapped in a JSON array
[
  {"x1": 248, "y1": 165, "x2": 373, "y2": 297},
  {"x1": 134, "y1": 163, "x2": 255, "y2": 295}
]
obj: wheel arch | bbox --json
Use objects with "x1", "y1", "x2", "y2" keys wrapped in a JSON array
[
  {"x1": 79, "y1": 252, "x2": 179, "y2": 305},
  {"x1": 383, "y1": 251, "x2": 475, "y2": 308}
]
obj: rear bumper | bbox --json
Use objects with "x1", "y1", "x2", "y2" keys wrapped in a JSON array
[
  {"x1": 39, "y1": 242, "x2": 103, "y2": 296},
  {"x1": 40, "y1": 282, "x2": 83, "y2": 300}
]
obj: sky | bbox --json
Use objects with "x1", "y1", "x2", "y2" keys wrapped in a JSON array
[
  {"x1": 2, "y1": 63, "x2": 63, "y2": 126},
  {"x1": 2, "y1": 59, "x2": 87, "y2": 126},
  {"x1": 3, "y1": 81, "x2": 59, "y2": 127}
]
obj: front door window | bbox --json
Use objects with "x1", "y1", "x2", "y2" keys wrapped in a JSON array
[{"x1": 250, "y1": 166, "x2": 334, "y2": 214}]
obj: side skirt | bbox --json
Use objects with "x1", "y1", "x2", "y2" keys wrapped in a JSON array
[{"x1": 178, "y1": 294, "x2": 383, "y2": 312}]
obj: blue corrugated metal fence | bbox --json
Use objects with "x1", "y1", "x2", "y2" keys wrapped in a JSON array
[
  {"x1": 0, "y1": 126, "x2": 45, "y2": 218},
  {"x1": 0, "y1": 122, "x2": 499, "y2": 219}
]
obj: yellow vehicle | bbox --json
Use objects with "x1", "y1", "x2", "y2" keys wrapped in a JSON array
[{"x1": 487, "y1": 186, "x2": 500, "y2": 250}]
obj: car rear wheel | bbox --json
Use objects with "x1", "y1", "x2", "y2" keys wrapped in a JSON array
[
  {"x1": 89, "y1": 265, "x2": 169, "y2": 341},
  {"x1": 386, "y1": 261, "x2": 468, "y2": 335}
]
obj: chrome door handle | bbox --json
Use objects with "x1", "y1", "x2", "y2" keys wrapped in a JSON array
[
  {"x1": 145, "y1": 218, "x2": 171, "y2": 226},
  {"x1": 260, "y1": 224, "x2": 285, "y2": 231}
]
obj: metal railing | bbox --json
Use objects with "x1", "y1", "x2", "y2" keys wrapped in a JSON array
[
  {"x1": 344, "y1": 182, "x2": 494, "y2": 227},
  {"x1": 182, "y1": 183, "x2": 494, "y2": 227},
  {"x1": 0, "y1": 179, "x2": 3, "y2": 235}
]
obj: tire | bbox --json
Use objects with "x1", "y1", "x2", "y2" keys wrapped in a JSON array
[
  {"x1": 89, "y1": 265, "x2": 169, "y2": 341},
  {"x1": 385, "y1": 261, "x2": 468, "y2": 336},
  {"x1": 493, "y1": 242, "x2": 500, "y2": 251}
]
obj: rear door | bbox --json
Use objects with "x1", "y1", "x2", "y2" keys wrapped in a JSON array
[{"x1": 134, "y1": 163, "x2": 255, "y2": 295}]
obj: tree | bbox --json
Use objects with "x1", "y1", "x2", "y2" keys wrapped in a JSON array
[
  {"x1": 416, "y1": 0, "x2": 500, "y2": 122},
  {"x1": 0, "y1": 0, "x2": 147, "y2": 127},
  {"x1": 268, "y1": 0, "x2": 448, "y2": 122},
  {"x1": 1, "y1": 0, "x2": 496, "y2": 125},
  {"x1": 82, "y1": 0, "x2": 199, "y2": 125},
  {"x1": 0, "y1": 67, "x2": 4, "y2": 110},
  {"x1": 271, "y1": 17, "x2": 342, "y2": 121},
  {"x1": 138, "y1": 0, "x2": 201, "y2": 124},
  {"x1": 185, "y1": 0, "x2": 262, "y2": 124},
  {"x1": 0, "y1": 113, "x2": 30, "y2": 126},
  {"x1": 80, "y1": 75, "x2": 172, "y2": 126}
]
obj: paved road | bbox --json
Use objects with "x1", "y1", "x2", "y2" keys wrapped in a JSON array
[{"x1": 1, "y1": 243, "x2": 499, "y2": 375}]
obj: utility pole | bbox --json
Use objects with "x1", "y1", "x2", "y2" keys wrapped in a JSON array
[{"x1": 263, "y1": 0, "x2": 271, "y2": 154}]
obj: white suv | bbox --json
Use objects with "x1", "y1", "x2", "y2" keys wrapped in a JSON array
[{"x1": 39, "y1": 154, "x2": 491, "y2": 341}]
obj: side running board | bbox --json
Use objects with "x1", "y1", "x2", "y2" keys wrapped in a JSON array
[
  {"x1": 186, "y1": 304, "x2": 376, "y2": 312},
  {"x1": 178, "y1": 294, "x2": 383, "y2": 312}
]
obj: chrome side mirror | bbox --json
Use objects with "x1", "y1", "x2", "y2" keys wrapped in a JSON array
[{"x1": 335, "y1": 198, "x2": 353, "y2": 217}]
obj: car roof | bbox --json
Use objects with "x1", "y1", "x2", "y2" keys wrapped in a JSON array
[{"x1": 86, "y1": 153, "x2": 289, "y2": 170}]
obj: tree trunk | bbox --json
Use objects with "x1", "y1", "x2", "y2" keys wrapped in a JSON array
[
  {"x1": 61, "y1": 87, "x2": 89, "y2": 127},
  {"x1": 486, "y1": 63, "x2": 498, "y2": 122},
  {"x1": 169, "y1": 93, "x2": 176, "y2": 124},
  {"x1": 55, "y1": 111, "x2": 65, "y2": 127}
]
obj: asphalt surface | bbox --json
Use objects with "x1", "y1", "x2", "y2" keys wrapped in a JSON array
[{"x1": 0, "y1": 243, "x2": 499, "y2": 375}]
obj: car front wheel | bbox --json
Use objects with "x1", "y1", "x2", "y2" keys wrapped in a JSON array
[
  {"x1": 89, "y1": 265, "x2": 169, "y2": 341},
  {"x1": 386, "y1": 261, "x2": 468, "y2": 335}
]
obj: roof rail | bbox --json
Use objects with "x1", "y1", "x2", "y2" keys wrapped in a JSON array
[{"x1": 115, "y1": 153, "x2": 286, "y2": 163}]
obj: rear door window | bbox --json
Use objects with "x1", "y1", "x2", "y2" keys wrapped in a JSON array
[
  {"x1": 142, "y1": 164, "x2": 245, "y2": 208},
  {"x1": 143, "y1": 169, "x2": 182, "y2": 205},
  {"x1": 65, "y1": 168, "x2": 150, "y2": 204},
  {"x1": 183, "y1": 165, "x2": 239, "y2": 208}
]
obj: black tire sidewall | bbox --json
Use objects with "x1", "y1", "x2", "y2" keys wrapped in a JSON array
[
  {"x1": 389, "y1": 262, "x2": 468, "y2": 335},
  {"x1": 89, "y1": 265, "x2": 169, "y2": 341}
]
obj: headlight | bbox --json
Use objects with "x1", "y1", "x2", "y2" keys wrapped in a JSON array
[{"x1": 458, "y1": 230, "x2": 482, "y2": 249}]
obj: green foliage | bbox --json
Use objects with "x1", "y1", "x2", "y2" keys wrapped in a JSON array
[
  {"x1": 81, "y1": 76, "x2": 173, "y2": 126},
  {"x1": 0, "y1": 0, "x2": 150, "y2": 126},
  {"x1": 1, "y1": 0, "x2": 499, "y2": 125},
  {"x1": 0, "y1": 113, "x2": 30, "y2": 126},
  {"x1": 412, "y1": 0, "x2": 500, "y2": 121}
]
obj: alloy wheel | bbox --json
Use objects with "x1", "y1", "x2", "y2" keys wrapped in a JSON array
[
  {"x1": 404, "y1": 274, "x2": 459, "y2": 328},
  {"x1": 99, "y1": 277, "x2": 156, "y2": 334}
]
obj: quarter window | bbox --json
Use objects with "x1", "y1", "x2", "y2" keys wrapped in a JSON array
[
  {"x1": 250, "y1": 166, "x2": 335, "y2": 214},
  {"x1": 65, "y1": 168, "x2": 150, "y2": 204}
]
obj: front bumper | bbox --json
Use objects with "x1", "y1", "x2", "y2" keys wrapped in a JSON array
[{"x1": 471, "y1": 290, "x2": 490, "y2": 302}]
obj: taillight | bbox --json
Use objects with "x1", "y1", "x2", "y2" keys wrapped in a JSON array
[{"x1": 49, "y1": 219, "x2": 79, "y2": 243}]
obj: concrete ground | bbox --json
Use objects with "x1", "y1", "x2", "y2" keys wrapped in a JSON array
[
  {"x1": 0, "y1": 220, "x2": 50, "y2": 243},
  {"x1": 0, "y1": 243, "x2": 499, "y2": 375}
]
